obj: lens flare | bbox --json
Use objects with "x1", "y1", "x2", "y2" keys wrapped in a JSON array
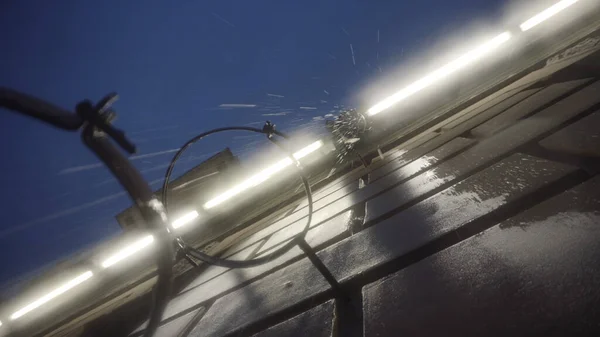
[
  {"x1": 367, "y1": 32, "x2": 512, "y2": 116},
  {"x1": 10, "y1": 271, "x2": 93, "y2": 320},
  {"x1": 520, "y1": 0, "x2": 579, "y2": 32},
  {"x1": 101, "y1": 235, "x2": 154, "y2": 268},
  {"x1": 204, "y1": 140, "x2": 323, "y2": 209},
  {"x1": 172, "y1": 210, "x2": 200, "y2": 229}
]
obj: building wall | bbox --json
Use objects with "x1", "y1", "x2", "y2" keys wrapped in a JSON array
[{"x1": 116, "y1": 148, "x2": 239, "y2": 230}]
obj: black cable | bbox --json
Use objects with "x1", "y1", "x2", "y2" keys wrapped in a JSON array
[
  {"x1": 2, "y1": 89, "x2": 320, "y2": 336},
  {"x1": 162, "y1": 123, "x2": 314, "y2": 269},
  {"x1": 350, "y1": 147, "x2": 369, "y2": 169},
  {"x1": 0, "y1": 87, "x2": 82, "y2": 130},
  {"x1": 1, "y1": 89, "x2": 173, "y2": 337}
]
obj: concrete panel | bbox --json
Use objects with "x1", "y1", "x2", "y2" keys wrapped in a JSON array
[
  {"x1": 369, "y1": 137, "x2": 473, "y2": 183},
  {"x1": 365, "y1": 80, "x2": 600, "y2": 223},
  {"x1": 130, "y1": 307, "x2": 205, "y2": 337},
  {"x1": 363, "y1": 176, "x2": 600, "y2": 337},
  {"x1": 188, "y1": 258, "x2": 330, "y2": 337},
  {"x1": 540, "y1": 111, "x2": 600, "y2": 156},
  {"x1": 252, "y1": 300, "x2": 335, "y2": 337},
  {"x1": 160, "y1": 212, "x2": 351, "y2": 324},
  {"x1": 255, "y1": 209, "x2": 352, "y2": 256},
  {"x1": 189, "y1": 154, "x2": 574, "y2": 336},
  {"x1": 471, "y1": 79, "x2": 591, "y2": 138}
]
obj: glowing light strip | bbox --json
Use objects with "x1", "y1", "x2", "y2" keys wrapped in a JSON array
[
  {"x1": 520, "y1": 0, "x2": 579, "y2": 32},
  {"x1": 367, "y1": 32, "x2": 512, "y2": 116},
  {"x1": 172, "y1": 210, "x2": 199, "y2": 229},
  {"x1": 204, "y1": 140, "x2": 323, "y2": 209},
  {"x1": 292, "y1": 140, "x2": 323, "y2": 159},
  {"x1": 10, "y1": 271, "x2": 93, "y2": 320},
  {"x1": 101, "y1": 235, "x2": 154, "y2": 268}
]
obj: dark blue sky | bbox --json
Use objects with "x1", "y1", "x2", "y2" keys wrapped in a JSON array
[{"x1": 0, "y1": 0, "x2": 507, "y2": 286}]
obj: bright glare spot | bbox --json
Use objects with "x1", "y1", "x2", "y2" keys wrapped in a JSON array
[
  {"x1": 367, "y1": 32, "x2": 512, "y2": 116},
  {"x1": 204, "y1": 141, "x2": 323, "y2": 209},
  {"x1": 172, "y1": 210, "x2": 199, "y2": 229},
  {"x1": 520, "y1": 0, "x2": 579, "y2": 32},
  {"x1": 204, "y1": 158, "x2": 293, "y2": 209},
  {"x1": 101, "y1": 235, "x2": 154, "y2": 268},
  {"x1": 10, "y1": 271, "x2": 93, "y2": 320},
  {"x1": 293, "y1": 140, "x2": 323, "y2": 159}
]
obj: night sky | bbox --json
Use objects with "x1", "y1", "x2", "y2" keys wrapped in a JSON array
[{"x1": 0, "y1": 0, "x2": 509, "y2": 287}]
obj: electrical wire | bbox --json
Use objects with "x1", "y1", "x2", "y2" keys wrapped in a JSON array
[{"x1": 161, "y1": 124, "x2": 314, "y2": 269}]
